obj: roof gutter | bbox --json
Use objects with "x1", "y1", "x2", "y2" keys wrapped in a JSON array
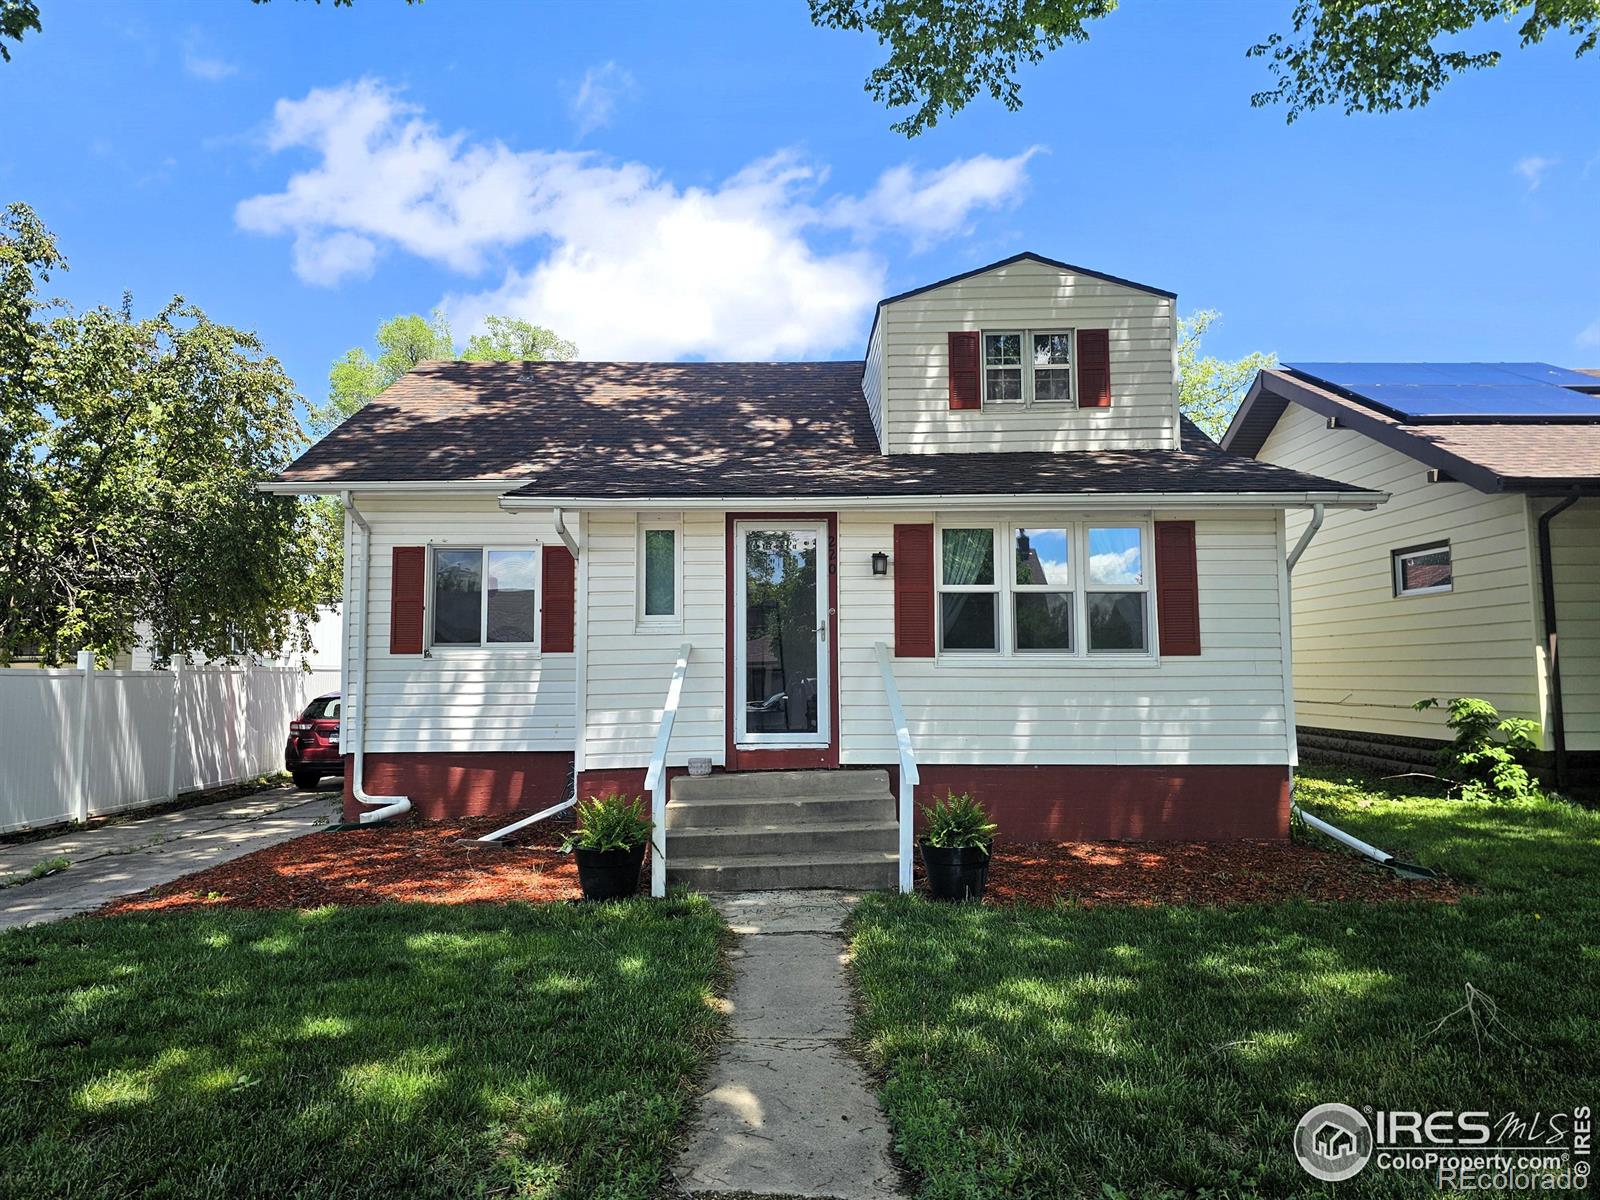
[
  {"x1": 1537, "y1": 490, "x2": 1582, "y2": 792},
  {"x1": 258, "y1": 479, "x2": 526, "y2": 496},
  {"x1": 341, "y1": 491, "x2": 412, "y2": 824},
  {"x1": 497, "y1": 490, "x2": 1386, "y2": 513}
]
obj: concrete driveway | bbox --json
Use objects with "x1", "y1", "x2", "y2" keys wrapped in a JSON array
[{"x1": 0, "y1": 786, "x2": 341, "y2": 930}]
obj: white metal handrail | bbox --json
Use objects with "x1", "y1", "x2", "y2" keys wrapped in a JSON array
[
  {"x1": 874, "y1": 642, "x2": 918, "y2": 893},
  {"x1": 644, "y1": 642, "x2": 693, "y2": 898}
]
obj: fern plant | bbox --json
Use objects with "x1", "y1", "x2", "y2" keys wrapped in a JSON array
[
  {"x1": 561, "y1": 794, "x2": 652, "y2": 853},
  {"x1": 1413, "y1": 697, "x2": 1545, "y2": 802},
  {"x1": 919, "y1": 791, "x2": 997, "y2": 851}
]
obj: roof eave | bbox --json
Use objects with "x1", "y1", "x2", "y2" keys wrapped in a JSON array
[
  {"x1": 1230, "y1": 370, "x2": 1517, "y2": 495},
  {"x1": 257, "y1": 479, "x2": 530, "y2": 496},
  {"x1": 497, "y1": 489, "x2": 1386, "y2": 512}
]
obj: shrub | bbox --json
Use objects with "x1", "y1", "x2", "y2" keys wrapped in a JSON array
[
  {"x1": 919, "y1": 791, "x2": 997, "y2": 851},
  {"x1": 561, "y1": 794, "x2": 652, "y2": 853},
  {"x1": 1413, "y1": 696, "x2": 1545, "y2": 801}
]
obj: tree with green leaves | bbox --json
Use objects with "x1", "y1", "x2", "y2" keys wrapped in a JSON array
[
  {"x1": 809, "y1": 0, "x2": 1599, "y2": 135},
  {"x1": 4, "y1": 0, "x2": 428, "y2": 63},
  {"x1": 0, "y1": 204, "x2": 339, "y2": 667},
  {"x1": 1176, "y1": 311, "x2": 1276, "y2": 442},
  {"x1": 0, "y1": 0, "x2": 38, "y2": 62},
  {"x1": 313, "y1": 312, "x2": 575, "y2": 438}
]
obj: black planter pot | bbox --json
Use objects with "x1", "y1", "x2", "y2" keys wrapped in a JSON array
[
  {"x1": 574, "y1": 843, "x2": 646, "y2": 901},
  {"x1": 920, "y1": 843, "x2": 990, "y2": 901}
]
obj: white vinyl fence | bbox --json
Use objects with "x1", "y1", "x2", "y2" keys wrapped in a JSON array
[{"x1": 0, "y1": 660, "x2": 340, "y2": 834}]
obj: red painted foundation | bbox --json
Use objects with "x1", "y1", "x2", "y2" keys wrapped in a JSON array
[
  {"x1": 575, "y1": 767, "x2": 687, "y2": 802},
  {"x1": 351, "y1": 755, "x2": 1288, "y2": 841},
  {"x1": 905, "y1": 764, "x2": 1291, "y2": 842},
  {"x1": 342, "y1": 752, "x2": 572, "y2": 822}
]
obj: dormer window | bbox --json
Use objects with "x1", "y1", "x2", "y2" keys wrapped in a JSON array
[
  {"x1": 983, "y1": 329, "x2": 1074, "y2": 406},
  {"x1": 983, "y1": 333, "x2": 1023, "y2": 401}
]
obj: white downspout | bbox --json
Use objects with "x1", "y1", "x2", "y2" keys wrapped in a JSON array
[
  {"x1": 1279, "y1": 501, "x2": 1417, "y2": 871},
  {"x1": 342, "y1": 491, "x2": 412, "y2": 823},
  {"x1": 552, "y1": 506, "x2": 581, "y2": 559},
  {"x1": 1285, "y1": 501, "x2": 1324, "y2": 575}
]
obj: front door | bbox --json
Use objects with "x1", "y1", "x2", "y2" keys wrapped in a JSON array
[{"x1": 732, "y1": 520, "x2": 832, "y2": 757}]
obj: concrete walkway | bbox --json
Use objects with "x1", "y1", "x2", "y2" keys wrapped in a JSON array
[
  {"x1": 676, "y1": 890, "x2": 904, "y2": 1200},
  {"x1": 0, "y1": 787, "x2": 340, "y2": 930}
]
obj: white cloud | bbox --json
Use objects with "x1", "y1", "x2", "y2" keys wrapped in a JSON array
[
  {"x1": 1578, "y1": 317, "x2": 1600, "y2": 349},
  {"x1": 569, "y1": 61, "x2": 635, "y2": 139},
  {"x1": 182, "y1": 30, "x2": 236, "y2": 81},
  {"x1": 1089, "y1": 547, "x2": 1142, "y2": 585},
  {"x1": 826, "y1": 148, "x2": 1041, "y2": 244},
  {"x1": 1514, "y1": 155, "x2": 1557, "y2": 191},
  {"x1": 237, "y1": 79, "x2": 1037, "y2": 360}
]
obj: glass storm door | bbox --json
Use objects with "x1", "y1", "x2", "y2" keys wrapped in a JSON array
[{"x1": 734, "y1": 522, "x2": 831, "y2": 747}]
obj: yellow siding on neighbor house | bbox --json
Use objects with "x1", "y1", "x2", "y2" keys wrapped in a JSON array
[
  {"x1": 835, "y1": 509, "x2": 1294, "y2": 766},
  {"x1": 1257, "y1": 403, "x2": 1543, "y2": 744},
  {"x1": 1535, "y1": 497, "x2": 1600, "y2": 752},
  {"x1": 879, "y1": 257, "x2": 1180, "y2": 454},
  {"x1": 343, "y1": 495, "x2": 575, "y2": 754}
]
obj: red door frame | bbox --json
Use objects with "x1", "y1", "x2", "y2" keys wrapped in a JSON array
[{"x1": 725, "y1": 512, "x2": 841, "y2": 772}]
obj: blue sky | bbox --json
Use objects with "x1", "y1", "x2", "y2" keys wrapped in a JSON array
[{"x1": 5, "y1": 0, "x2": 1597, "y2": 424}]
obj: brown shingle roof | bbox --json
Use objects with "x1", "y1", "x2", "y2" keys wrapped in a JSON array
[
  {"x1": 1227, "y1": 369, "x2": 1600, "y2": 493},
  {"x1": 275, "y1": 360, "x2": 1367, "y2": 499}
]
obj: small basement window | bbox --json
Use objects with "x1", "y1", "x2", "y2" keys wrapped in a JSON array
[
  {"x1": 431, "y1": 547, "x2": 539, "y2": 647},
  {"x1": 638, "y1": 516, "x2": 682, "y2": 628},
  {"x1": 1393, "y1": 542, "x2": 1452, "y2": 597}
]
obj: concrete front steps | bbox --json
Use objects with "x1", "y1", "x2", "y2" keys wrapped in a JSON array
[{"x1": 665, "y1": 769, "x2": 900, "y2": 892}]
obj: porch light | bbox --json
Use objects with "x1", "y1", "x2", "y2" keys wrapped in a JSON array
[{"x1": 871, "y1": 551, "x2": 889, "y2": 577}]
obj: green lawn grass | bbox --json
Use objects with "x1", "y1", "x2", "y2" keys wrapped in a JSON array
[
  {"x1": 850, "y1": 765, "x2": 1600, "y2": 1199},
  {"x1": 0, "y1": 898, "x2": 725, "y2": 1199}
]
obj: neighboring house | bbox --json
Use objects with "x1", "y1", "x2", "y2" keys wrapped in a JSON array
[
  {"x1": 264, "y1": 253, "x2": 1379, "y2": 889},
  {"x1": 1224, "y1": 363, "x2": 1600, "y2": 796}
]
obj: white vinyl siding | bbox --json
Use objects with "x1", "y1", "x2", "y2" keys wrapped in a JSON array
[
  {"x1": 879, "y1": 257, "x2": 1179, "y2": 454},
  {"x1": 1535, "y1": 497, "x2": 1600, "y2": 751},
  {"x1": 837, "y1": 508, "x2": 1292, "y2": 767},
  {"x1": 343, "y1": 495, "x2": 574, "y2": 754},
  {"x1": 582, "y1": 510, "x2": 726, "y2": 772},
  {"x1": 862, "y1": 315, "x2": 887, "y2": 454},
  {"x1": 1258, "y1": 403, "x2": 1544, "y2": 745}
]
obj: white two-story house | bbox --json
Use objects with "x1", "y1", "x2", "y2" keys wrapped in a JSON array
[{"x1": 265, "y1": 253, "x2": 1381, "y2": 891}]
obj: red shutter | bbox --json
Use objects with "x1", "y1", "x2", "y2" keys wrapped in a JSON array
[
  {"x1": 541, "y1": 544, "x2": 576, "y2": 653},
  {"x1": 893, "y1": 523, "x2": 935, "y2": 658},
  {"x1": 948, "y1": 330, "x2": 981, "y2": 410},
  {"x1": 1077, "y1": 328, "x2": 1111, "y2": 408},
  {"x1": 1155, "y1": 521, "x2": 1200, "y2": 656},
  {"x1": 390, "y1": 546, "x2": 425, "y2": 655}
]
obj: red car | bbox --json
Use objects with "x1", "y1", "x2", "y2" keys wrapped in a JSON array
[{"x1": 285, "y1": 692, "x2": 344, "y2": 790}]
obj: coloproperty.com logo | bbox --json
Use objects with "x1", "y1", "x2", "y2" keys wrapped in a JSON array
[{"x1": 1294, "y1": 1104, "x2": 1592, "y2": 1190}]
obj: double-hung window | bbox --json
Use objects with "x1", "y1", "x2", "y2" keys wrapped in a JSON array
[
  {"x1": 431, "y1": 547, "x2": 539, "y2": 647},
  {"x1": 938, "y1": 527, "x2": 1000, "y2": 651},
  {"x1": 1085, "y1": 526, "x2": 1148, "y2": 653},
  {"x1": 937, "y1": 521, "x2": 1153, "y2": 657},
  {"x1": 637, "y1": 515, "x2": 683, "y2": 628},
  {"x1": 982, "y1": 329, "x2": 1074, "y2": 406},
  {"x1": 1012, "y1": 526, "x2": 1073, "y2": 651}
]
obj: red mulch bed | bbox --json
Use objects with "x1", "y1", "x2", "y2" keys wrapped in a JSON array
[
  {"x1": 957, "y1": 840, "x2": 1461, "y2": 907},
  {"x1": 97, "y1": 819, "x2": 1459, "y2": 917},
  {"x1": 98, "y1": 815, "x2": 585, "y2": 916}
]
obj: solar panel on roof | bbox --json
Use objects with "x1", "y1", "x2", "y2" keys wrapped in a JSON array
[{"x1": 1283, "y1": 362, "x2": 1600, "y2": 424}]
